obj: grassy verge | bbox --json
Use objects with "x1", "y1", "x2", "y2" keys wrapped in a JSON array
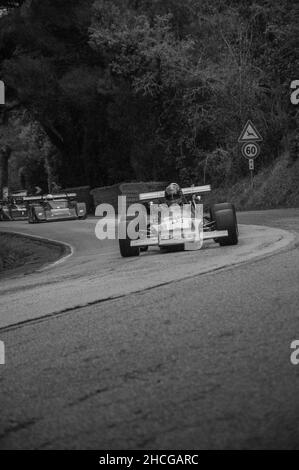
[
  {"x1": 205, "y1": 155, "x2": 299, "y2": 211},
  {"x1": 0, "y1": 232, "x2": 65, "y2": 274}
]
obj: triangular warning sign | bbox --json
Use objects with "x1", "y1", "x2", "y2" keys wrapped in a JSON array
[{"x1": 238, "y1": 120, "x2": 263, "y2": 142}]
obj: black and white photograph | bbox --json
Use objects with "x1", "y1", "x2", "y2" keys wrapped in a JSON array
[{"x1": 0, "y1": 0, "x2": 299, "y2": 458}]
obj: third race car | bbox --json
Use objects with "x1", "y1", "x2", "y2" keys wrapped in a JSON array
[{"x1": 0, "y1": 192, "x2": 28, "y2": 221}]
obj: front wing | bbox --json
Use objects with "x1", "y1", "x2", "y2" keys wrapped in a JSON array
[{"x1": 130, "y1": 230, "x2": 228, "y2": 251}]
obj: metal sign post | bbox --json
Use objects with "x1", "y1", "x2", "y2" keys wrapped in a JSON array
[
  {"x1": 0, "y1": 80, "x2": 4, "y2": 105},
  {"x1": 249, "y1": 159, "x2": 254, "y2": 188}
]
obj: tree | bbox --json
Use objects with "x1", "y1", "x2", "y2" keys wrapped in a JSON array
[
  {"x1": 0, "y1": 0, "x2": 297, "y2": 190},
  {"x1": 90, "y1": 0, "x2": 207, "y2": 180}
]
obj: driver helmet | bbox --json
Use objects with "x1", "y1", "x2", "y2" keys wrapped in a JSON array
[{"x1": 165, "y1": 183, "x2": 183, "y2": 205}]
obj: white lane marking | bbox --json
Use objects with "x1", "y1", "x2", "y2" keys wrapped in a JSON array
[
  {"x1": 0, "y1": 340, "x2": 4, "y2": 365},
  {"x1": 39, "y1": 245, "x2": 74, "y2": 271},
  {"x1": 95, "y1": 251, "x2": 119, "y2": 257}
]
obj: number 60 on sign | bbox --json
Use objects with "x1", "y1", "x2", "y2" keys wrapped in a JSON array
[{"x1": 242, "y1": 142, "x2": 260, "y2": 160}]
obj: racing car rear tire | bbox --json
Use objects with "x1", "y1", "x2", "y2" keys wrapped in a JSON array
[
  {"x1": 214, "y1": 208, "x2": 238, "y2": 246},
  {"x1": 119, "y1": 217, "x2": 140, "y2": 258}
]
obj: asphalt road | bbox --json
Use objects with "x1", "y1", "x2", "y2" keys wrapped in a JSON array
[
  {"x1": 0, "y1": 209, "x2": 299, "y2": 449},
  {"x1": 0, "y1": 217, "x2": 293, "y2": 328}
]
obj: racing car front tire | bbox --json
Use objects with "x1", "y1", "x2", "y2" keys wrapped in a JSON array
[
  {"x1": 210, "y1": 202, "x2": 236, "y2": 223},
  {"x1": 119, "y1": 218, "x2": 140, "y2": 258},
  {"x1": 214, "y1": 207, "x2": 238, "y2": 246}
]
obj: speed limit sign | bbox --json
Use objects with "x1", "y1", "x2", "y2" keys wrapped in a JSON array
[{"x1": 242, "y1": 142, "x2": 260, "y2": 160}]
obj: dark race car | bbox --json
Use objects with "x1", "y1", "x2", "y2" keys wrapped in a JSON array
[
  {"x1": 24, "y1": 193, "x2": 87, "y2": 223},
  {"x1": 0, "y1": 194, "x2": 28, "y2": 221}
]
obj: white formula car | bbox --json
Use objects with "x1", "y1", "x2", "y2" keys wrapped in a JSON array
[{"x1": 119, "y1": 185, "x2": 238, "y2": 257}]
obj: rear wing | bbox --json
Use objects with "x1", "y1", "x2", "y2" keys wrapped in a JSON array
[
  {"x1": 23, "y1": 196, "x2": 43, "y2": 202},
  {"x1": 23, "y1": 192, "x2": 77, "y2": 202},
  {"x1": 139, "y1": 185, "x2": 211, "y2": 201},
  {"x1": 10, "y1": 191, "x2": 27, "y2": 197}
]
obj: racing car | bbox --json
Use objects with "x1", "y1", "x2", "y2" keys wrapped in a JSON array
[
  {"x1": 119, "y1": 184, "x2": 238, "y2": 257},
  {"x1": 0, "y1": 193, "x2": 28, "y2": 221},
  {"x1": 24, "y1": 192, "x2": 87, "y2": 223}
]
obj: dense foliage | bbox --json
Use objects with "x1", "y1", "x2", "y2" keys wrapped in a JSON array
[{"x1": 0, "y1": 0, "x2": 298, "y2": 191}]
